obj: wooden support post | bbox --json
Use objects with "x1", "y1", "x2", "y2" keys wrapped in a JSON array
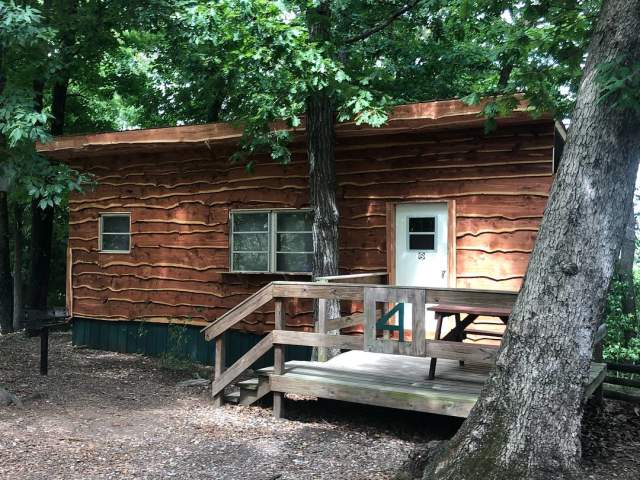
[
  {"x1": 40, "y1": 327, "x2": 49, "y2": 376},
  {"x1": 428, "y1": 313, "x2": 444, "y2": 380},
  {"x1": 213, "y1": 333, "x2": 226, "y2": 407},
  {"x1": 411, "y1": 290, "x2": 426, "y2": 357},
  {"x1": 273, "y1": 298, "x2": 286, "y2": 419},
  {"x1": 381, "y1": 302, "x2": 390, "y2": 340},
  {"x1": 363, "y1": 288, "x2": 376, "y2": 352},
  {"x1": 455, "y1": 313, "x2": 464, "y2": 366},
  {"x1": 317, "y1": 298, "x2": 328, "y2": 362}
]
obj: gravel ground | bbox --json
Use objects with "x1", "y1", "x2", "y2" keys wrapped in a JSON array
[{"x1": 0, "y1": 331, "x2": 638, "y2": 479}]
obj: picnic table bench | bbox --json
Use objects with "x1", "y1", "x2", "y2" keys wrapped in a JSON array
[
  {"x1": 23, "y1": 307, "x2": 69, "y2": 375},
  {"x1": 426, "y1": 304, "x2": 512, "y2": 380}
]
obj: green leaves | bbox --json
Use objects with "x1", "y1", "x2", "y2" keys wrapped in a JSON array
[
  {"x1": 596, "y1": 55, "x2": 640, "y2": 113},
  {"x1": 604, "y1": 276, "x2": 640, "y2": 363},
  {"x1": 0, "y1": 92, "x2": 51, "y2": 147}
]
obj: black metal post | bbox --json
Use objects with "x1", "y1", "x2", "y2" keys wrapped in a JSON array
[{"x1": 40, "y1": 326, "x2": 49, "y2": 375}]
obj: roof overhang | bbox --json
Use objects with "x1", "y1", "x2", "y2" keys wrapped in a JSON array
[{"x1": 37, "y1": 97, "x2": 552, "y2": 160}]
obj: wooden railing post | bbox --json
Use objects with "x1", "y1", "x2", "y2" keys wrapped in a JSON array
[
  {"x1": 381, "y1": 302, "x2": 390, "y2": 340},
  {"x1": 213, "y1": 333, "x2": 226, "y2": 407},
  {"x1": 317, "y1": 298, "x2": 328, "y2": 362},
  {"x1": 273, "y1": 298, "x2": 286, "y2": 419}
]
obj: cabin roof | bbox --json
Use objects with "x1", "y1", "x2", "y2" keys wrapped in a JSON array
[{"x1": 37, "y1": 97, "x2": 551, "y2": 159}]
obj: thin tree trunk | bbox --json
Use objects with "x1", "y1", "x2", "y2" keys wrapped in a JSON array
[
  {"x1": 0, "y1": 29, "x2": 12, "y2": 333},
  {"x1": 422, "y1": 1, "x2": 640, "y2": 479},
  {"x1": 0, "y1": 190, "x2": 13, "y2": 334},
  {"x1": 618, "y1": 200, "x2": 636, "y2": 343},
  {"x1": 307, "y1": 1, "x2": 340, "y2": 356},
  {"x1": 27, "y1": 200, "x2": 54, "y2": 309},
  {"x1": 12, "y1": 203, "x2": 23, "y2": 331}
]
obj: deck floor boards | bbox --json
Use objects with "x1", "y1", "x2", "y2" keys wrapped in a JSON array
[{"x1": 259, "y1": 351, "x2": 607, "y2": 418}]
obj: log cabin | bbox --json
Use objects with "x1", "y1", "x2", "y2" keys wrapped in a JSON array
[{"x1": 37, "y1": 98, "x2": 565, "y2": 366}]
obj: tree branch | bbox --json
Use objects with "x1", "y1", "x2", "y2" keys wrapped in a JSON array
[{"x1": 343, "y1": 0, "x2": 423, "y2": 45}]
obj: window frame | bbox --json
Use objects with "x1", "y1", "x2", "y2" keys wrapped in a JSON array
[
  {"x1": 407, "y1": 216, "x2": 437, "y2": 252},
  {"x1": 229, "y1": 208, "x2": 313, "y2": 274},
  {"x1": 98, "y1": 212, "x2": 132, "y2": 254},
  {"x1": 229, "y1": 209, "x2": 272, "y2": 273}
]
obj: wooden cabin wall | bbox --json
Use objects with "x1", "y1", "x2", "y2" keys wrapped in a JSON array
[{"x1": 66, "y1": 121, "x2": 554, "y2": 334}]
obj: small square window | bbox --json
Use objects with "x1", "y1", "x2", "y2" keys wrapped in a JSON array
[{"x1": 99, "y1": 214, "x2": 131, "y2": 252}]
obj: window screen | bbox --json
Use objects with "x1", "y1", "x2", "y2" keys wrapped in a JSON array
[
  {"x1": 231, "y1": 212, "x2": 270, "y2": 272},
  {"x1": 408, "y1": 216, "x2": 436, "y2": 251},
  {"x1": 100, "y1": 214, "x2": 131, "y2": 252},
  {"x1": 230, "y1": 210, "x2": 313, "y2": 273},
  {"x1": 275, "y1": 211, "x2": 313, "y2": 273}
]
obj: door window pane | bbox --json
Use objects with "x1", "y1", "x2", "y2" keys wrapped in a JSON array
[
  {"x1": 409, "y1": 217, "x2": 435, "y2": 233},
  {"x1": 409, "y1": 234, "x2": 435, "y2": 250}
]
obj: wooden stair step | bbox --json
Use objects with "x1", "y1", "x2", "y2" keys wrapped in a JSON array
[
  {"x1": 464, "y1": 328, "x2": 504, "y2": 337},
  {"x1": 223, "y1": 390, "x2": 240, "y2": 404},
  {"x1": 237, "y1": 378, "x2": 260, "y2": 391},
  {"x1": 238, "y1": 376, "x2": 271, "y2": 406}
]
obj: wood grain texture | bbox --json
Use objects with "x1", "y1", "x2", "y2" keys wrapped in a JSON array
[{"x1": 64, "y1": 122, "x2": 554, "y2": 333}]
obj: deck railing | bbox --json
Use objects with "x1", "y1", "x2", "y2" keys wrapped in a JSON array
[{"x1": 201, "y1": 281, "x2": 518, "y2": 416}]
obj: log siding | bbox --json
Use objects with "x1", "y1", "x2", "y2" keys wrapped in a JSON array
[{"x1": 64, "y1": 120, "x2": 554, "y2": 334}]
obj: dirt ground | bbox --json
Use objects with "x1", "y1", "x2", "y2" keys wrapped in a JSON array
[{"x1": 0, "y1": 332, "x2": 638, "y2": 479}]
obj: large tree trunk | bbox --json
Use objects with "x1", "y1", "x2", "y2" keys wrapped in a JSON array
[
  {"x1": 307, "y1": 1, "x2": 340, "y2": 357},
  {"x1": 0, "y1": 189, "x2": 13, "y2": 334},
  {"x1": 421, "y1": 2, "x2": 640, "y2": 479},
  {"x1": 12, "y1": 203, "x2": 24, "y2": 331}
]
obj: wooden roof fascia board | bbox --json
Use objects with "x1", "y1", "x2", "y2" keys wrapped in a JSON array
[{"x1": 36, "y1": 98, "x2": 546, "y2": 158}]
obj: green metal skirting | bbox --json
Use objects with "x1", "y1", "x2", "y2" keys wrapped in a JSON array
[{"x1": 72, "y1": 318, "x2": 311, "y2": 369}]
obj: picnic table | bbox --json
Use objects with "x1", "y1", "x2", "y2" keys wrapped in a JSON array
[{"x1": 426, "y1": 304, "x2": 512, "y2": 379}]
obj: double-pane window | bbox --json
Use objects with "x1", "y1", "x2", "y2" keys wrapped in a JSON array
[
  {"x1": 408, "y1": 217, "x2": 436, "y2": 251},
  {"x1": 231, "y1": 210, "x2": 313, "y2": 273}
]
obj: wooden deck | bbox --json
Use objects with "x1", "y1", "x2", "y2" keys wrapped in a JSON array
[{"x1": 259, "y1": 351, "x2": 607, "y2": 418}]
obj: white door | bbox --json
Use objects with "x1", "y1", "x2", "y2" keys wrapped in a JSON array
[{"x1": 395, "y1": 203, "x2": 449, "y2": 330}]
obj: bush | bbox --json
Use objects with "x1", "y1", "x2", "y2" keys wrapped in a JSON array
[{"x1": 603, "y1": 272, "x2": 640, "y2": 363}]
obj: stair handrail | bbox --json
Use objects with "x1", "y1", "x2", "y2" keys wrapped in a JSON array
[{"x1": 201, "y1": 282, "x2": 274, "y2": 341}]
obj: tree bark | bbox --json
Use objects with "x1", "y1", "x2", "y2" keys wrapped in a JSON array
[
  {"x1": 12, "y1": 203, "x2": 23, "y2": 331},
  {"x1": 0, "y1": 190, "x2": 13, "y2": 334},
  {"x1": 422, "y1": 1, "x2": 640, "y2": 479},
  {"x1": 307, "y1": 1, "x2": 341, "y2": 356}
]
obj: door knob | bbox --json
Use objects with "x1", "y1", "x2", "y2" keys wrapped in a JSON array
[{"x1": 441, "y1": 270, "x2": 447, "y2": 279}]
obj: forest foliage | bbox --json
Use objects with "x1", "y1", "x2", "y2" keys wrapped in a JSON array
[{"x1": 605, "y1": 270, "x2": 640, "y2": 362}]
